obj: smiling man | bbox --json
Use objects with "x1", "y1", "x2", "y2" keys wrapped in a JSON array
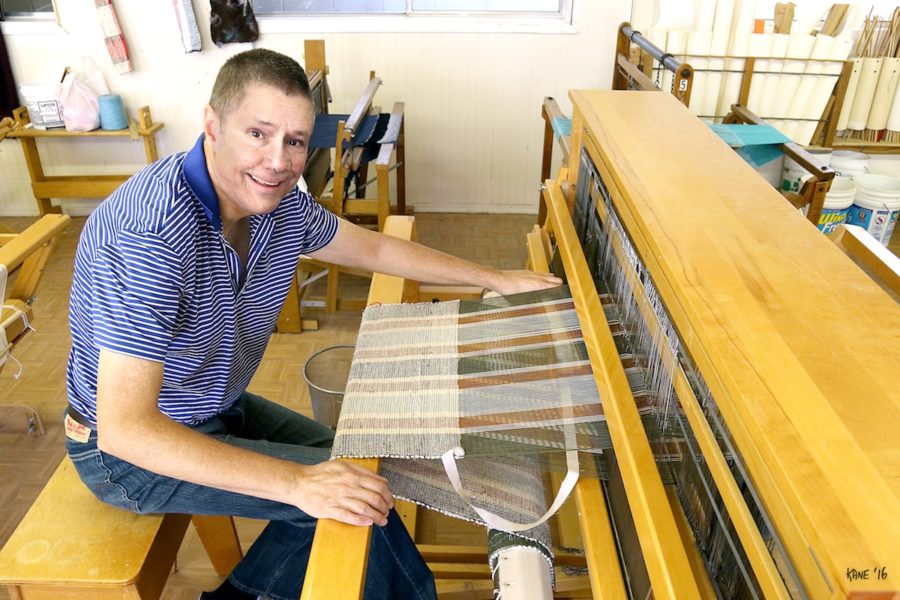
[{"x1": 64, "y1": 49, "x2": 559, "y2": 600}]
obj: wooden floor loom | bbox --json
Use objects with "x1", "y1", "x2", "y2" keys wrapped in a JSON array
[
  {"x1": 0, "y1": 214, "x2": 70, "y2": 434},
  {"x1": 300, "y1": 90, "x2": 899, "y2": 599},
  {"x1": 277, "y1": 41, "x2": 409, "y2": 332}
]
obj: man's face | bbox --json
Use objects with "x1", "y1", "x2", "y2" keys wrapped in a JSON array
[{"x1": 203, "y1": 83, "x2": 315, "y2": 224}]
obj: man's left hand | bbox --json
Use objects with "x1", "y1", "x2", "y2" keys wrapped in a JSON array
[{"x1": 490, "y1": 270, "x2": 563, "y2": 296}]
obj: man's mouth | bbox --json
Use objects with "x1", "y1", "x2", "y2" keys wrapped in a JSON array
[{"x1": 248, "y1": 173, "x2": 282, "y2": 188}]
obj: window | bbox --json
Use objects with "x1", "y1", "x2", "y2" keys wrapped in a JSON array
[
  {"x1": 0, "y1": 0, "x2": 53, "y2": 19},
  {"x1": 253, "y1": 1, "x2": 566, "y2": 16},
  {"x1": 252, "y1": 0, "x2": 575, "y2": 33}
]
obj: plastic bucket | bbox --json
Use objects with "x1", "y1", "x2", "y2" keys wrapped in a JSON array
[
  {"x1": 815, "y1": 176, "x2": 856, "y2": 234},
  {"x1": 18, "y1": 83, "x2": 63, "y2": 129},
  {"x1": 829, "y1": 150, "x2": 870, "y2": 179},
  {"x1": 302, "y1": 345, "x2": 355, "y2": 428},
  {"x1": 781, "y1": 149, "x2": 832, "y2": 193},
  {"x1": 846, "y1": 174, "x2": 900, "y2": 246}
]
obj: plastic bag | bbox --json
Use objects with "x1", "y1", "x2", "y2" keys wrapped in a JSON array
[{"x1": 58, "y1": 60, "x2": 110, "y2": 132}]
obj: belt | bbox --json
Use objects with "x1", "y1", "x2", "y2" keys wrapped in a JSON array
[{"x1": 66, "y1": 405, "x2": 97, "y2": 430}]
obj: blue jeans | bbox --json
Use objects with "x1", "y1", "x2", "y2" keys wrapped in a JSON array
[{"x1": 66, "y1": 392, "x2": 436, "y2": 600}]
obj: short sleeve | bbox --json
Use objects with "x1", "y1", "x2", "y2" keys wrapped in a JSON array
[
  {"x1": 91, "y1": 229, "x2": 185, "y2": 362},
  {"x1": 297, "y1": 192, "x2": 339, "y2": 254}
]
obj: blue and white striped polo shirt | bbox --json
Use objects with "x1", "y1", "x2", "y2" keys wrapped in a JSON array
[{"x1": 66, "y1": 134, "x2": 339, "y2": 426}]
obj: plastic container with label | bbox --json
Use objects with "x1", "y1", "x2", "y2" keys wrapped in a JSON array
[{"x1": 18, "y1": 83, "x2": 64, "y2": 129}]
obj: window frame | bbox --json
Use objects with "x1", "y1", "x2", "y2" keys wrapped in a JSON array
[
  {"x1": 255, "y1": 0, "x2": 577, "y2": 35},
  {"x1": 0, "y1": 0, "x2": 60, "y2": 35},
  {"x1": 0, "y1": 0, "x2": 54, "y2": 20}
]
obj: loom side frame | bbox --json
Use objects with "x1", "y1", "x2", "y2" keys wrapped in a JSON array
[
  {"x1": 566, "y1": 89, "x2": 900, "y2": 597},
  {"x1": 544, "y1": 180, "x2": 704, "y2": 599}
]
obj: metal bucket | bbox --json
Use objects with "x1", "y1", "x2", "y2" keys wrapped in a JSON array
[{"x1": 302, "y1": 345, "x2": 355, "y2": 428}]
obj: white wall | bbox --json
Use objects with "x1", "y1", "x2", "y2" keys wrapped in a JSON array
[{"x1": 0, "y1": 1, "x2": 631, "y2": 217}]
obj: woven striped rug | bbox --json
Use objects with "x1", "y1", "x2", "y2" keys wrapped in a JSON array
[{"x1": 331, "y1": 286, "x2": 605, "y2": 557}]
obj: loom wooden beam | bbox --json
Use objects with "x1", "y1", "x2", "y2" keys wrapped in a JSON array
[
  {"x1": 535, "y1": 202, "x2": 624, "y2": 594},
  {"x1": 345, "y1": 77, "x2": 382, "y2": 137},
  {"x1": 301, "y1": 216, "x2": 417, "y2": 600},
  {"x1": 416, "y1": 545, "x2": 586, "y2": 568},
  {"x1": 616, "y1": 53, "x2": 661, "y2": 93},
  {"x1": 666, "y1": 488, "x2": 717, "y2": 598},
  {"x1": 544, "y1": 180, "x2": 702, "y2": 598},
  {"x1": 593, "y1": 193, "x2": 792, "y2": 599},
  {"x1": 31, "y1": 176, "x2": 130, "y2": 200},
  {"x1": 0, "y1": 117, "x2": 14, "y2": 141},
  {"x1": 0, "y1": 215, "x2": 69, "y2": 276},
  {"x1": 539, "y1": 97, "x2": 572, "y2": 225},
  {"x1": 582, "y1": 117, "x2": 831, "y2": 598},
  {"x1": 304, "y1": 39, "x2": 327, "y2": 78},
  {"x1": 1, "y1": 300, "x2": 33, "y2": 347},
  {"x1": 190, "y1": 516, "x2": 243, "y2": 576},
  {"x1": 435, "y1": 579, "x2": 495, "y2": 598},
  {"x1": 829, "y1": 224, "x2": 900, "y2": 297},
  {"x1": 417, "y1": 285, "x2": 484, "y2": 302},
  {"x1": 612, "y1": 23, "x2": 633, "y2": 93},
  {"x1": 0, "y1": 405, "x2": 44, "y2": 435},
  {"x1": 568, "y1": 90, "x2": 899, "y2": 596},
  {"x1": 394, "y1": 103, "x2": 407, "y2": 217}
]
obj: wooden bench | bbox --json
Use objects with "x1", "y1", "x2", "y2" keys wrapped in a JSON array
[{"x1": 0, "y1": 457, "x2": 243, "y2": 599}]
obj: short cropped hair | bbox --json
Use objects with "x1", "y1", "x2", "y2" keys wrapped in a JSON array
[{"x1": 208, "y1": 48, "x2": 311, "y2": 119}]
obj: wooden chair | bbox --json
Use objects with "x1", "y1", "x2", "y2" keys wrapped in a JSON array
[
  {"x1": 0, "y1": 214, "x2": 69, "y2": 435},
  {"x1": 0, "y1": 456, "x2": 242, "y2": 600}
]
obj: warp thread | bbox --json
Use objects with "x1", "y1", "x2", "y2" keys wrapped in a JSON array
[{"x1": 99, "y1": 94, "x2": 128, "y2": 130}]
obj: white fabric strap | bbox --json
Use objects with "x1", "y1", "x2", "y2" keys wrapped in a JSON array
[
  {"x1": 441, "y1": 446, "x2": 579, "y2": 533},
  {"x1": 441, "y1": 389, "x2": 580, "y2": 533}
]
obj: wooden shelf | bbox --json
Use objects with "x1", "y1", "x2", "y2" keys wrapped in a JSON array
[
  {"x1": 2, "y1": 105, "x2": 164, "y2": 215},
  {"x1": 7, "y1": 121, "x2": 163, "y2": 140}
]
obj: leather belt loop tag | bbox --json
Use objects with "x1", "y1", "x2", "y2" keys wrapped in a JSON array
[{"x1": 64, "y1": 413, "x2": 91, "y2": 443}]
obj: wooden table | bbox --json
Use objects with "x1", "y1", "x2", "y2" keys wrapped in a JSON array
[{"x1": 4, "y1": 106, "x2": 163, "y2": 215}]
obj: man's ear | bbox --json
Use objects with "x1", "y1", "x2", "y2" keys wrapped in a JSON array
[{"x1": 203, "y1": 104, "x2": 219, "y2": 142}]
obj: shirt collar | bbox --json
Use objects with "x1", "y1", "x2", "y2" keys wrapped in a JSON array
[{"x1": 183, "y1": 134, "x2": 222, "y2": 231}]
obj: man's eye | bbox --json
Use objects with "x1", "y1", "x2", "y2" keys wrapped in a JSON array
[
  {"x1": 249, "y1": 130, "x2": 262, "y2": 138},
  {"x1": 287, "y1": 139, "x2": 305, "y2": 147}
]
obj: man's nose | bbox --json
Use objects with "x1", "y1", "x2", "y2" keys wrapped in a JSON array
[{"x1": 267, "y1": 142, "x2": 289, "y2": 172}]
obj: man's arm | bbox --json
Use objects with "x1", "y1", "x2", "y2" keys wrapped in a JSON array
[
  {"x1": 310, "y1": 219, "x2": 561, "y2": 294},
  {"x1": 95, "y1": 348, "x2": 393, "y2": 526}
]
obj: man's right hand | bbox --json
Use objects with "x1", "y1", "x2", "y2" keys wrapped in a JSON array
[
  {"x1": 293, "y1": 459, "x2": 394, "y2": 527},
  {"x1": 96, "y1": 350, "x2": 394, "y2": 529}
]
